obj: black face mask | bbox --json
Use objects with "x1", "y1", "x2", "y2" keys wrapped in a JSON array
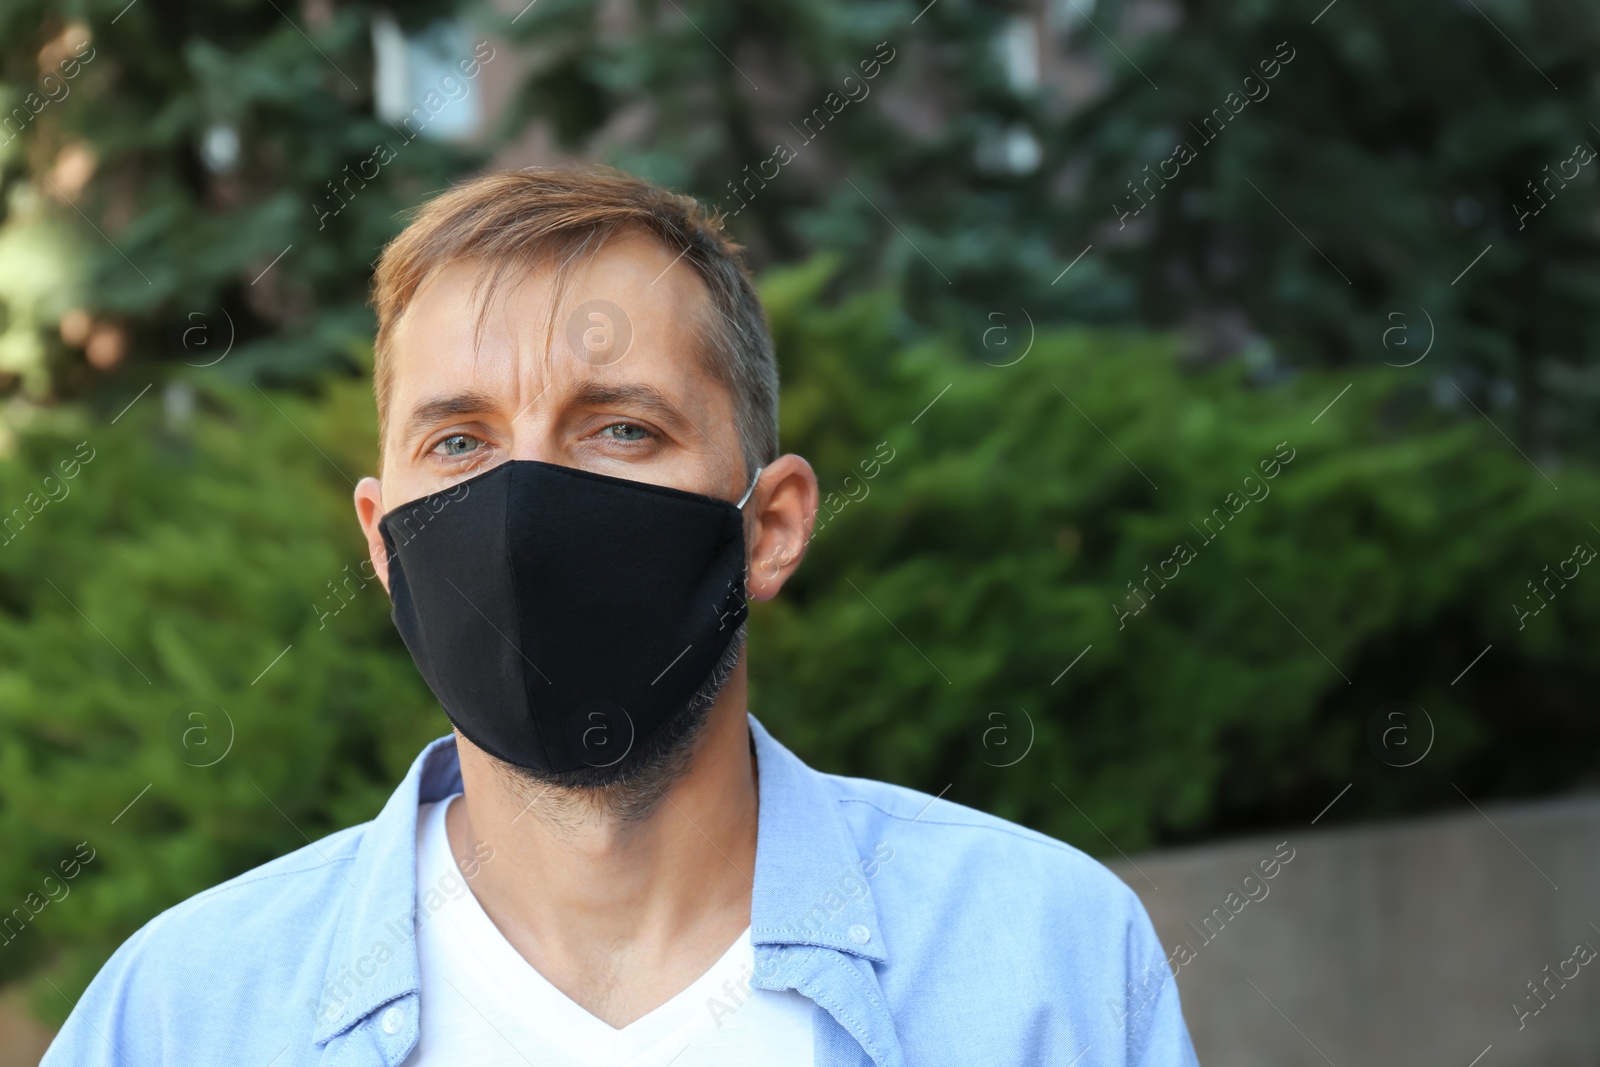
[{"x1": 378, "y1": 460, "x2": 761, "y2": 774}]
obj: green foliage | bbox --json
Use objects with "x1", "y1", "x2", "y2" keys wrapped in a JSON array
[
  {"x1": 499, "y1": 0, "x2": 1068, "y2": 325},
  {"x1": 1060, "y1": 0, "x2": 1600, "y2": 452},
  {"x1": 748, "y1": 259, "x2": 1600, "y2": 856},
  {"x1": 502, "y1": 0, "x2": 1600, "y2": 452},
  {"x1": 0, "y1": 0, "x2": 487, "y2": 400},
  {"x1": 0, "y1": 372, "x2": 440, "y2": 1019}
]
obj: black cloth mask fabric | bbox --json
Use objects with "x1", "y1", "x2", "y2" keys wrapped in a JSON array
[{"x1": 378, "y1": 460, "x2": 760, "y2": 773}]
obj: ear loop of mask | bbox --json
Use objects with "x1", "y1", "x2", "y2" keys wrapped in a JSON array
[{"x1": 736, "y1": 466, "x2": 764, "y2": 510}]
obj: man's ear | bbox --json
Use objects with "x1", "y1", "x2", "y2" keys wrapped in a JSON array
[
  {"x1": 746, "y1": 454, "x2": 820, "y2": 602},
  {"x1": 353, "y1": 477, "x2": 392, "y2": 595}
]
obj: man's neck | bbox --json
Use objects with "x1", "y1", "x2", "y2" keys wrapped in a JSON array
[{"x1": 443, "y1": 668, "x2": 760, "y2": 1028}]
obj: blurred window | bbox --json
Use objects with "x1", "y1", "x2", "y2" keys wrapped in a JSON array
[{"x1": 371, "y1": 14, "x2": 480, "y2": 141}]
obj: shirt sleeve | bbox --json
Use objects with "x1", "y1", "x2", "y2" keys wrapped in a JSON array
[
  {"x1": 1123, "y1": 900, "x2": 1203, "y2": 1066},
  {"x1": 40, "y1": 921, "x2": 160, "y2": 1067}
]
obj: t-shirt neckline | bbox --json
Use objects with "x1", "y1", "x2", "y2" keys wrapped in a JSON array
[{"x1": 419, "y1": 793, "x2": 755, "y2": 1056}]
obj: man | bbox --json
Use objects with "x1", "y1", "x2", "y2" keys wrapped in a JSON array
[{"x1": 44, "y1": 167, "x2": 1199, "y2": 1065}]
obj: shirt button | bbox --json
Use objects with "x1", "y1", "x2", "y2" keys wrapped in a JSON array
[
  {"x1": 324, "y1": 1001, "x2": 344, "y2": 1022},
  {"x1": 848, "y1": 924, "x2": 872, "y2": 945},
  {"x1": 381, "y1": 1006, "x2": 405, "y2": 1035}
]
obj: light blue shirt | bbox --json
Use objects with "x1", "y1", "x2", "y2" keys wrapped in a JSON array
[{"x1": 44, "y1": 714, "x2": 1199, "y2": 1066}]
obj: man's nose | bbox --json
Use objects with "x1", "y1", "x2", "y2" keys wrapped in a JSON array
[
  {"x1": 501, "y1": 382, "x2": 570, "y2": 468},
  {"x1": 503, "y1": 423, "x2": 563, "y2": 466}
]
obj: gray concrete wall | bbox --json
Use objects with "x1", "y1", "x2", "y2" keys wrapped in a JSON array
[{"x1": 1110, "y1": 794, "x2": 1600, "y2": 1066}]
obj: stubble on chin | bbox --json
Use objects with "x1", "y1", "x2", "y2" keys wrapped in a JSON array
[{"x1": 487, "y1": 622, "x2": 748, "y2": 831}]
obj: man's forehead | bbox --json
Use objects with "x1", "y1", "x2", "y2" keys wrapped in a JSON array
[
  {"x1": 404, "y1": 235, "x2": 693, "y2": 328},
  {"x1": 383, "y1": 239, "x2": 729, "y2": 442},
  {"x1": 395, "y1": 232, "x2": 709, "y2": 361}
]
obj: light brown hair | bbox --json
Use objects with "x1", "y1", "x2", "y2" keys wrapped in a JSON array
[{"x1": 369, "y1": 166, "x2": 779, "y2": 479}]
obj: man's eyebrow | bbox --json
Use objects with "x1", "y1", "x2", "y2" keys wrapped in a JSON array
[
  {"x1": 567, "y1": 381, "x2": 692, "y2": 432},
  {"x1": 399, "y1": 390, "x2": 500, "y2": 450}
]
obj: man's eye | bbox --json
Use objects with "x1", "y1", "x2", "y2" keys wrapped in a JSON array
[
  {"x1": 432, "y1": 434, "x2": 481, "y2": 457},
  {"x1": 601, "y1": 422, "x2": 651, "y2": 442}
]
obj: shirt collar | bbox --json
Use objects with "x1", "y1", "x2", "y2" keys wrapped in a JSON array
[
  {"x1": 312, "y1": 733, "x2": 460, "y2": 1044},
  {"x1": 747, "y1": 713, "x2": 888, "y2": 964},
  {"x1": 313, "y1": 712, "x2": 886, "y2": 1043}
]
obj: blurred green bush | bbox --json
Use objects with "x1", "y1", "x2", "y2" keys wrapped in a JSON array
[
  {"x1": 0, "y1": 371, "x2": 441, "y2": 1015},
  {"x1": 0, "y1": 1, "x2": 486, "y2": 399},
  {"x1": 749, "y1": 257, "x2": 1600, "y2": 850},
  {"x1": 2, "y1": 259, "x2": 1598, "y2": 1019},
  {"x1": 507, "y1": 0, "x2": 1600, "y2": 454}
]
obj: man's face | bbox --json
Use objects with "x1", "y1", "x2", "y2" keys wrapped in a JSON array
[
  {"x1": 368, "y1": 231, "x2": 746, "y2": 520},
  {"x1": 353, "y1": 229, "x2": 816, "y2": 798}
]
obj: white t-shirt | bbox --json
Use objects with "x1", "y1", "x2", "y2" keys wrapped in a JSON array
[{"x1": 401, "y1": 794, "x2": 815, "y2": 1066}]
